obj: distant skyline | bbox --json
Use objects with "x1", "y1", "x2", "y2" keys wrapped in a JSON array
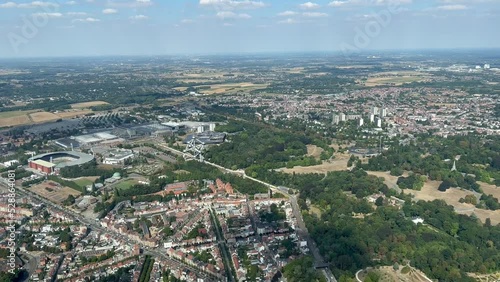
[{"x1": 0, "y1": 0, "x2": 499, "y2": 58}]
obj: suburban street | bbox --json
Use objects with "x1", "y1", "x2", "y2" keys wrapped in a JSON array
[
  {"x1": 157, "y1": 143, "x2": 338, "y2": 282},
  {"x1": 2, "y1": 179, "x2": 219, "y2": 282}
]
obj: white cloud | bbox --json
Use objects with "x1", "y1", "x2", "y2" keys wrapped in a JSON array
[
  {"x1": 108, "y1": 0, "x2": 153, "y2": 8},
  {"x1": 129, "y1": 14, "x2": 149, "y2": 20},
  {"x1": 277, "y1": 11, "x2": 297, "y2": 16},
  {"x1": 328, "y1": 1, "x2": 347, "y2": 7},
  {"x1": 436, "y1": 4, "x2": 467, "y2": 10},
  {"x1": 278, "y1": 18, "x2": 297, "y2": 24},
  {"x1": 302, "y1": 12, "x2": 328, "y2": 17},
  {"x1": 32, "y1": 12, "x2": 63, "y2": 18},
  {"x1": 73, "y1": 17, "x2": 100, "y2": 22},
  {"x1": 65, "y1": 1, "x2": 77, "y2": 5},
  {"x1": 299, "y1": 2, "x2": 320, "y2": 9},
  {"x1": 200, "y1": 0, "x2": 266, "y2": 10},
  {"x1": 67, "y1": 12, "x2": 87, "y2": 16},
  {"x1": 0, "y1": 1, "x2": 60, "y2": 8},
  {"x1": 328, "y1": 0, "x2": 412, "y2": 7},
  {"x1": 216, "y1": 11, "x2": 251, "y2": 19},
  {"x1": 181, "y1": 19, "x2": 195, "y2": 23},
  {"x1": 102, "y1": 8, "x2": 118, "y2": 14}
]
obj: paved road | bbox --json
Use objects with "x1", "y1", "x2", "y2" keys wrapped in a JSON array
[
  {"x1": 209, "y1": 208, "x2": 233, "y2": 282},
  {"x1": 157, "y1": 143, "x2": 338, "y2": 282}
]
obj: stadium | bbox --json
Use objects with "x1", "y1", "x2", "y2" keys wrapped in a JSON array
[{"x1": 28, "y1": 151, "x2": 94, "y2": 174}]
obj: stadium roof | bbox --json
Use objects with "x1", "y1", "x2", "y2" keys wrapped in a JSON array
[{"x1": 29, "y1": 151, "x2": 94, "y2": 168}]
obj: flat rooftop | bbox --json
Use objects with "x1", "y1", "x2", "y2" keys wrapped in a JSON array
[{"x1": 30, "y1": 159, "x2": 56, "y2": 168}]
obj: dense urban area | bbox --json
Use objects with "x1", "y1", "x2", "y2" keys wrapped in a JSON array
[{"x1": 0, "y1": 51, "x2": 499, "y2": 282}]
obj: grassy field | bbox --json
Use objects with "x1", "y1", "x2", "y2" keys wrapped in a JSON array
[
  {"x1": 115, "y1": 179, "x2": 138, "y2": 191},
  {"x1": 71, "y1": 101, "x2": 109, "y2": 108},
  {"x1": 0, "y1": 108, "x2": 94, "y2": 127},
  {"x1": 0, "y1": 110, "x2": 37, "y2": 127},
  {"x1": 73, "y1": 177, "x2": 98, "y2": 188},
  {"x1": 0, "y1": 110, "x2": 37, "y2": 118},
  {"x1": 277, "y1": 153, "x2": 350, "y2": 175}
]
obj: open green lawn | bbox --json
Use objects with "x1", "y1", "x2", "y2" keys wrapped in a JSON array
[
  {"x1": 115, "y1": 179, "x2": 138, "y2": 191},
  {"x1": 0, "y1": 110, "x2": 37, "y2": 118},
  {"x1": 74, "y1": 178, "x2": 94, "y2": 188}
]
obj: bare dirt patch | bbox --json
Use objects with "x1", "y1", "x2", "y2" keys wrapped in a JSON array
[
  {"x1": 403, "y1": 179, "x2": 500, "y2": 225},
  {"x1": 71, "y1": 101, "x2": 109, "y2": 108},
  {"x1": 0, "y1": 115, "x2": 31, "y2": 127},
  {"x1": 195, "y1": 82, "x2": 268, "y2": 95},
  {"x1": 29, "y1": 111, "x2": 60, "y2": 123},
  {"x1": 277, "y1": 157, "x2": 349, "y2": 175},
  {"x1": 306, "y1": 145, "x2": 324, "y2": 159},
  {"x1": 359, "y1": 266, "x2": 432, "y2": 282},
  {"x1": 29, "y1": 181, "x2": 82, "y2": 203},
  {"x1": 478, "y1": 181, "x2": 500, "y2": 199},
  {"x1": 55, "y1": 109, "x2": 92, "y2": 118}
]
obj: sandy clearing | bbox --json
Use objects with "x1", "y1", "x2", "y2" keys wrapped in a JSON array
[
  {"x1": 55, "y1": 110, "x2": 92, "y2": 118},
  {"x1": 0, "y1": 115, "x2": 31, "y2": 127},
  {"x1": 478, "y1": 181, "x2": 500, "y2": 199},
  {"x1": 403, "y1": 179, "x2": 500, "y2": 225},
  {"x1": 277, "y1": 157, "x2": 349, "y2": 175},
  {"x1": 71, "y1": 101, "x2": 109, "y2": 108},
  {"x1": 29, "y1": 111, "x2": 60, "y2": 123},
  {"x1": 306, "y1": 145, "x2": 324, "y2": 159}
]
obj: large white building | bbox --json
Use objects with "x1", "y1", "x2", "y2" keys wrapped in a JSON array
[{"x1": 103, "y1": 149, "x2": 134, "y2": 165}]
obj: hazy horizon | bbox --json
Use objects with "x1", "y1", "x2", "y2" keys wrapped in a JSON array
[{"x1": 1, "y1": 0, "x2": 499, "y2": 58}]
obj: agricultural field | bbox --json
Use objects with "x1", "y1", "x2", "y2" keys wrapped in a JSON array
[
  {"x1": 194, "y1": 82, "x2": 268, "y2": 95},
  {"x1": 29, "y1": 111, "x2": 60, "y2": 123},
  {"x1": 0, "y1": 108, "x2": 94, "y2": 127},
  {"x1": 0, "y1": 110, "x2": 37, "y2": 127},
  {"x1": 55, "y1": 109, "x2": 92, "y2": 118},
  {"x1": 362, "y1": 71, "x2": 430, "y2": 86},
  {"x1": 29, "y1": 181, "x2": 81, "y2": 203},
  {"x1": 71, "y1": 101, "x2": 109, "y2": 108}
]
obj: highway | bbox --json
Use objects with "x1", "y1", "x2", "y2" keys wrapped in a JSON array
[
  {"x1": 157, "y1": 143, "x2": 338, "y2": 282},
  {"x1": 1, "y1": 179, "x2": 219, "y2": 282}
]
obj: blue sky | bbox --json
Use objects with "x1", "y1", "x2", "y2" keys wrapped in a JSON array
[{"x1": 0, "y1": 0, "x2": 499, "y2": 57}]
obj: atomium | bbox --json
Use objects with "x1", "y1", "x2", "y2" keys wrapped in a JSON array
[{"x1": 183, "y1": 137, "x2": 205, "y2": 162}]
